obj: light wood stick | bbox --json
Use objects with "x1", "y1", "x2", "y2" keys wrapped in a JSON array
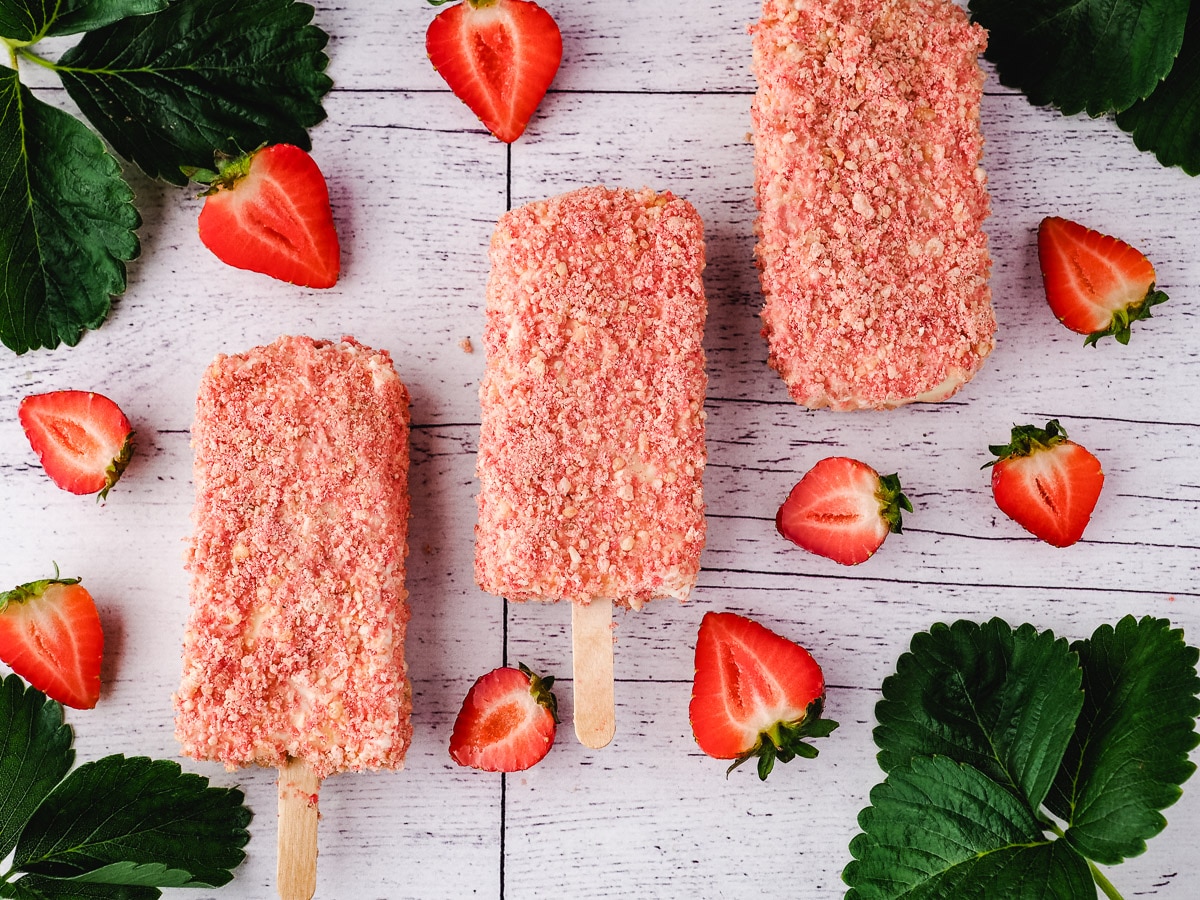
[
  {"x1": 572, "y1": 599, "x2": 616, "y2": 749},
  {"x1": 277, "y1": 756, "x2": 321, "y2": 900}
]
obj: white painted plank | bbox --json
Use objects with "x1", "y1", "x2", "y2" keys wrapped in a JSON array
[{"x1": 2, "y1": 2, "x2": 1198, "y2": 898}]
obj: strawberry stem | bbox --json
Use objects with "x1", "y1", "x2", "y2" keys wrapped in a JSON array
[
  {"x1": 984, "y1": 419, "x2": 1068, "y2": 468},
  {"x1": 1088, "y1": 862, "x2": 1126, "y2": 900},
  {"x1": 876, "y1": 473, "x2": 913, "y2": 534},
  {"x1": 1084, "y1": 287, "x2": 1168, "y2": 347}
]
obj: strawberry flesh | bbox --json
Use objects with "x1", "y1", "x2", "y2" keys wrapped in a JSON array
[
  {"x1": 690, "y1": 612, "x2": 837, "y2": 780},
  {"x1": 987, "y1": 420, "x2": 1105, "y2": 547},
  {"x1": 776, "y1": 457, "x2": 912, "y2": 565},
  {"x1": 197, "y1": 144, "x2": 340, "y2": 289},
  {"x1": 450, "y1": 663, "x2": 558, "y2": 772},
  {"x1": 427, "y1": 0, "x2": 562, "y2": 144},
  {"x1": 0, "y1": 576, "x2": 103, "y2": 709},
  {"x1": 19, "y1": 391, "x2": 133, "y2": 498},
  {"x1": 1038, "y1": 216, "x2": 1168, "y2": 346}
]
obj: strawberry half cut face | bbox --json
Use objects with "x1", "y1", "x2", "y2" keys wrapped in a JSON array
[
  {"x1": 986, "y1": 420, "x2": 1105, "y2": 548},
  {"x1": 690, "y1": 612, "x2": 838, "y2": 780},
  {"x1": 1037, "y1": 216, "x2": 1168, "y2": 346},
  {"x1": 0, "y1": 575, "x2": 104, "y2": 710},
  {"x1": 449, "y1": 663, "x2": 559, "y2": 772},
  {"x1": 19, "y1": 390, "x2": 133, "y2": 499},
  {"x1": 426, "y1": 0, "x2": 563, "y2": 144}
]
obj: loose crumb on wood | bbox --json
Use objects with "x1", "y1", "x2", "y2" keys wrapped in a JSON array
[{"x1": 459, "y1": 337, "x2": 474, "y2": 354}]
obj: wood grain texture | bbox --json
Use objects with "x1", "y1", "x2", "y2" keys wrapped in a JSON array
[{"x1": 2, "y1": 0, "x2": 1198, "y2": 897}]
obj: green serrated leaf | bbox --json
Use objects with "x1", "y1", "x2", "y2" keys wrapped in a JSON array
[
  {"x1": 57, "y1": 0, "x2": 331, "y2": 185},
  {"x1": 0, "y1": 875, "x2": 160, "y2": 900},
  {"x1": 0, "y1": 0, "x2": 164, "y2": 43},
  {"x1": 0, "y1": 674, "x2": 74, "y2": 861},
  {"x1": 0, "y1": 0, "x2": 55, "y2": 44},
  {"x1": 47, "y1": 0, "x2": 169, "y2": 38},
  {"x1": 1046, "y1": 615, "x2": 1200, "y2": 865},
  {"x1": 843, "y1": 756, "x2": 1095, "y2": 900},
  {"x1": 874, "y1": 619, "x2": 1084, "y2": 812},
  {"x1": 0, "y1": 68, "x2": 140, "y2": 354},
  {"x1": 69, "y1": 862, "x2": 193, "y2": 888},
  {"x1": 1116, "y1": 5, "x2": 1200, "y2": 176},
  {"x1": 14, "y1": 755, "x2": 250, "y2": 889},
  {"x1": 969, "y1": 0, "x2": 1190, "y2": 116}
]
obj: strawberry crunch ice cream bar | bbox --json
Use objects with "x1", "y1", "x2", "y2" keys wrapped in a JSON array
[
  {"x1": 175, "y1": 335, "x2": 412, "y2": 779},
  {"x1": 475, "y1": 186, "x2": 708, "y2": 611},
  {"x1": 753, "y1": 0, "x2": 995, "y2": 410}
]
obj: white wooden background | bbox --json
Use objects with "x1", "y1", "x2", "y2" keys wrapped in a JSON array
[{"x1": 4, "y1": 1, "x2": 1199, "y2": 898}]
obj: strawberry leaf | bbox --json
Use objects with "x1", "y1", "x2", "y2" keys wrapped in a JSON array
[
  {"x1": 1046, "y1": 616, "x2": 1200, "y2": 864},
  {"x1": 0, "y1": 876, "x2": 159, "y2": 899},
  {"x1": 968, "y1": 0, "x2": 1190, "y2": 117},
  {"x1": 874, "y1": 619, "x2": 1084, "y2": 811},
  {"x1": 46, "y1": 1, "x2": 168, "y2": 37},
  {"x1": 56, "y1": 0, "x2": 331, "y2": 185},
  {"x1": 0, "y1": 1, "x2": 164, "y2": 42},
  {"x1": 1116, "y1": 5, "x2": 1200, "y2": 176},
  {"x1": 843, "y1": 756, "x2": 1094, "y2": 899},
  {"x1": 13, "y1": 756, "x2": 250, "y2": 888},
  {"x1": 0, "y1": 675, "x2": 73, "y2": 862},
  {"x1": 0, "y1": 69, "x2": 139, "y2": 354}
]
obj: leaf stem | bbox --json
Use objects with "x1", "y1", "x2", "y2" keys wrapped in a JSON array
[
  {"x1": 4, "y1": 40, "x2": 17, "y2": 70},
  {"x1": 14, "y1": 47, "x2": 60, "y2": 72},
  {"x1": 1088, "y1": 862, "x2": 1126, "y2": 900}
]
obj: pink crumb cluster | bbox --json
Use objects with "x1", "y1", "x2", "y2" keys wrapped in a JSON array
[
  {"x1": 175, "y1": 335, "x2": 412, "y2": 780},
  {"x1": 753, "y1": 0, "x2": 995, "y2": 410},
  {"x1": 475, "y1": 186, "x2": 708, "y2": 610}
]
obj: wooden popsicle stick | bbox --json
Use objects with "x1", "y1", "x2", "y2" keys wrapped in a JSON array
[
  {"x1": 572, "y1": 599, "x2": 616, "y2": 749},
  {"x1": 277, "y1": 756, "x2": 321, "y2": 900}
]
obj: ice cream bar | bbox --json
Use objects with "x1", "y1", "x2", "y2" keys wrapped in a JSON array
[
  {"x1": 175, "y1": 335, "x2": 411, "y2": 899},
  {"x1": 753, "y1": 0, "x2": 995, "y2": 410},
  {"x1": 475, "y1": 186, "x2": 708, "y2": 746}
]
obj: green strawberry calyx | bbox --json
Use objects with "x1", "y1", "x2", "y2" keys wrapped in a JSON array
[
  {"x1": 727, "y1": 698, "x2": 841, "y2": 781},
  {"x1": 984, "y1": 420, "x2": 1069, "y2": 468}
]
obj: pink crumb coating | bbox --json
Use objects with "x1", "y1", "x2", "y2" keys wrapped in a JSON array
[
  {"x1": 174, "y1": 335, "x2": 412, "y2": 780},
  {"x1": 753, "y1": 0, "x2": 995, "y2": 410},
  {"x1": 475, "y1": 186, "x2": 708, "y2": 610}
]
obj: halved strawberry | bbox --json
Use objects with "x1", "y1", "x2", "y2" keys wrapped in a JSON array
[
  {"x1": 450, "y1": 663, "x2": 559, "y2": 772},
  {"x1": 986, "y1": 419, "x2": 1104, "y2": 548},
  {"x1": 193, "y1": 144, "x2": 340, "y2": 289},
  {"x1": 0, "y1": 574, "x2": 104, "y2": 709},
  {"x1": 690, "y1": 612, "x2": 837, "y2": 780},
  {"x1": 426, "y1": 0, "x2": 562, "y2": 144},
  {"x1": 776, "y1": 457, "x2": 912, "y2": 566},
  {"x1": 19, "y1": 391, "x2": 133, "y2": 499},
  {"x1": 1038, "y1": 216, "x2": 1168, "y2": 346}
]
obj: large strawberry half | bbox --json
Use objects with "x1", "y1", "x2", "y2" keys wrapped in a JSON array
[
  {"x1": 427, "y1": 0, "x2": 563, "y2": 144},
  {"x1": 690, "y1": 612, "x2": 838, "y2": 780},
  {"x1": 19, "y1": 390, "x2": 133, "y2": 499},
  {"x1": 194, "y1": 144, "x2": 340, "y2": 289},
  {"x1": 0, "y1": 574, "x2": 104, "y2": 709},
  {"x1": 1038, "y1": 216, "x2": 1168, "y2": 346},
  {"x1": 776, "y1": 457, "x2": 912, "y2": 566},
  {"x1": 450, "y1": 663, "x2": 559, "y2": 772},
  {"x1": 986, "y1": 419, "x2": 1105, "y2": 548}
]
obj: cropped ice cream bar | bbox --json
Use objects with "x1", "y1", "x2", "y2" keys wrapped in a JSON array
[
  {"x1": 175, "y1": 335, "x2": 412, "y2": 780},
  {"x1": 753, "y1": 0, "x2": 995, "y2": 410},
  {"x1": 475, "y1": 186, "x2": 708, "y2": 610}
]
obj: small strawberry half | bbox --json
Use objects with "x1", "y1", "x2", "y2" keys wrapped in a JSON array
[
  {"x1": 19, "y1": 391, "x2": 133, "y2": 499},
  {"x1": 450, "y1": 662, "x2": 559, "y2": 772},
  {"x1": 776, "y1": 457, "x2": 912, "y2": 566},
  {"x1": 1038, "y1": 216, "x2": 1168, "y2": 346},
  {"x1": 690, "y1": 612, "x2": 837, "y2": 780},
  {"x1": 192, "y1": 144, "x2": 340, "y2": 289},
  {"x1": 0, "y1": 574, "x2": 104, "y2": 709},
  {"x1": 426, "y1": 0, "x2": 563, "y2": 144},
  {"x1": 985, "y1": 419, "x2": 1104, "y2": 548}
]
